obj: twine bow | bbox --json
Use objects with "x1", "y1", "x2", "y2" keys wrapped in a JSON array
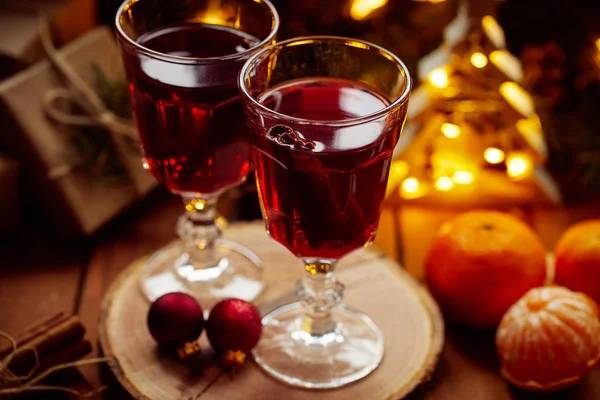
[
  {"x1": 0, "y1": 331, "x2": 111, "y2": 398},
  {"x1": 37, "y1": 15, "x2": 139, "y2": 179}
]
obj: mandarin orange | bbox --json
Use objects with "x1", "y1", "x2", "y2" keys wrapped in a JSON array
[
  {"x1": 554, "y1": 220, "x2": 600, "y2": 303},
  {"x1": 425, "y1": 210, "x2": 546, "y2": 328},
  {"x1": 496, "y1": 286, "x2": 600, "y2": 391}
]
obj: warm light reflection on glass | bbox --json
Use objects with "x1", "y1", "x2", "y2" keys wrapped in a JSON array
[
  {"x1": 435, "y1": 176, "x2": 454, "y2": 191},
  {"x1": 484, "y1": 147, "x2": 505, "y2": 164},
  {"x1": 453, "y1": 170, "x2": 474, "y2": 185},
  {"x1": 350, "y1": 0, "x2": 389, "y2": 20},
  {"x1": 470, "y1": 52, "x2": 488, "y2": 68},
  {"x1": 286, "y1": 39, "x2": 316, "y2": 47},
  {"x1": 596, "y1": 38, "x2": 600, "y2": 52},
  {"x1": 499, "y1": 82, "x2": 535, "y2": 117},
  {"x1": 441, "y1": 123, "x2": 461, "y2": 138},
  {"x1": 344, "y1": 40, "x2": 369, "y2": 50},
  {"x1": 185, "y1": 199, "x2": 206, "y2": 212},
  {"x1": 507, "y1": 153, "x2": 532, "y2": 180},
  {"x1": 428, "y1": 67, "x2": 448, "y2": 88},
  {"x1": 482, "y1": 15, "x2": 506, "y2": 49},
  {"x1": 202, "y1": 15, "x2": 225, "y2": 25}
]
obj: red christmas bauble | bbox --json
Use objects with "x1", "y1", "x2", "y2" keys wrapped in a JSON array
[
  {"x1": 206, "y1": 298, "x2": 262, "y2": 354},
  {"x1": 147, "y1": 292, "x2": 204, "y2": 346}
]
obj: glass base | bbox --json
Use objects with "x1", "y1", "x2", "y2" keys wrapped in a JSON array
[
  {"x1": 253, "y1": 302, "x2": 384, "y2": 389},
  {"x1": 138, "y1": 239, "x2": 264, "y2": 309}
]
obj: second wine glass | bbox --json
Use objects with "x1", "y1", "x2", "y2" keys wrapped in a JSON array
[{"x1": 239, "y1": 36, "x2": 411, "y2": 388}]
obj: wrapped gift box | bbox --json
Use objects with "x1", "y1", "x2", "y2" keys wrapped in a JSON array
[
  {"x1": 0, "y1": 0, "x2": 96, "y2": 68},
  {"x1": 0, "y1": 27, "x2": 158, "y2": 238}
]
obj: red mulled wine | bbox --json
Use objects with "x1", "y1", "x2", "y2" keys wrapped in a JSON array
[
  {"x1": 250, "y1": 77, "x2": 402, "y2": 259},
  {"x1": 121, "y1": 23, "x2": 259, "y2": 194}
]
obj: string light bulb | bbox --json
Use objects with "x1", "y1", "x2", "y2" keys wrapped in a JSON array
[
  {"x1": 350, "y1": 0, "x2": 388, "y2": 20},
  {"x1": 453, "y1": 170, "x2": 474, "y2": 185},
  {"x1": 484, "y1": 147, "x2": 505, "y2": 164},
  {"x1": 428, "y1": 67, "x2": 449, "y2": 89},
  {"x1": 435, "y1": 176, "x2": 454, "y2": 191},
  {"x1": 402, "y1": 177, "x2": 419, "y2": 194},
  {"x1": 499, "y1": 82, "x2": 535, "y2": 117},
  {"x1": 490, "y1": 50, "x2": 523, "y2": 82},
  {"x1": 516, "y1": 115, "x2": 547, "y2": 159},
  {"x1": 385, "y1": 160, "x2": 409, "y2": 198},
  {"x1": 482, "y1": 15, "x2": 506, "y2": 49},
  {"x1": 506, "y1": 153, "x2": 533, "y2": 180},
  {"x1": 441, "y1": 123, "x2": 461, "y2": 138},
  {"x1": 470, "y1": 52, "x2": 488, "y2": 68}
]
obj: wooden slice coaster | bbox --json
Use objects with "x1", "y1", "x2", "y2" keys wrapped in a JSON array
[{"x1": 99, "y1": 222, "x2": 444, "y2": 400}]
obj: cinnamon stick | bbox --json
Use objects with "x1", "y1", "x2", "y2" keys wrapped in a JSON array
[
  {"x1": 0, "y1": 312, "x2": 67, "y2": 358},
  {"x1": 6, "y1": 316, "x2": 86, "y2": 375},
  {"x1": 36, "y1": 339, "x2": 92, "y2": 374}
]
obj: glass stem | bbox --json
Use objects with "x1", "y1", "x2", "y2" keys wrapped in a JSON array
[
  {"x1": 296, "y1": 259, "x2": 344, "y2": 344},
  {"x1": 174, "y1": 194, "x2": 227, "y2": 282}
]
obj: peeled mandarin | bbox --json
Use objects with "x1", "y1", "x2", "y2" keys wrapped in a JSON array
[{"x1": 496, "y1": 286, "x2": 600, "y2": 391}]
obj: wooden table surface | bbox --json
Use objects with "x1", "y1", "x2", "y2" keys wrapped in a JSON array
[{"x1": 2, "y1": 188, "x2": 600, "y2": 400}]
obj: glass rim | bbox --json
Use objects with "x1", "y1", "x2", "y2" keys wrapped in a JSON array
[
  {"x1": 114, "y1": 0, "x2": 280, "y2": 64},
  {"x1": 238, "y1": 35, "x2": 412, "y2": 127}
]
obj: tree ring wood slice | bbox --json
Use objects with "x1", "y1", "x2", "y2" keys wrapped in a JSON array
[{"x1": 99, "y1": 221, "x2": 444, "y2": 400}]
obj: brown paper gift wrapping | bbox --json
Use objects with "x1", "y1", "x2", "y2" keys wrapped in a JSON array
[
  {"x1": 0, "y1": 27, "x2": 158, "y2": 237},
  {"x1": 0, "y1": 0, "x2": 96, "y2": 66}
]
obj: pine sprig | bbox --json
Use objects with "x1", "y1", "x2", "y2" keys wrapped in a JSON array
[{"x1": 65, "y1": 64, "x2": 137, "y2": 186}]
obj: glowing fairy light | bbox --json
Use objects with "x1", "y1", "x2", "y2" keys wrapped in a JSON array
[
  {"x1": 516, "y1": 115, "x2": 547, "y2": 158},
  {"x1": 499, "y1": 82, "x2": 535, "y2": 117},
  {"x1": 596, "y1": 38, "x2": 600, "y2": 52},
  {"x1": 350, "y1": 0, "x2": 388, "y2": 20},
  {"x1": 402, "y1": 177, "x2": 419, "y2": 194},
  {"x1": 428, "y1": 67, "x2": 449, "y2": 89},
  {"x1": 490, "y1": 50, "x2": 523, "y2": 81},
  {"x1": 484, "y1": 147, "x2": 505, "y2": 164},
  {"x1": 507, "y1": 153, "x2": 532, "y2": 180},
  {"x1": 482, "y1": 15, "x2": 506, "y2": 49},
  {"x1": 453, "y1": 170, "x2": 474, "y2": 185},
  {"x1": 385, "y1": 160, "x2": 409, "y2": 198},
  {"x1": 470, "y1": 52, "x2": 488, "y2": 68},
  {"x1": 435, "y1": 176, "x2": 454, "y2": 191},
  {"x1": 441, "y1": 123, "x2": 461, "y2": 139},
  {"x1": 391, "y1": 160, "x2": 409, "y2": 177}
]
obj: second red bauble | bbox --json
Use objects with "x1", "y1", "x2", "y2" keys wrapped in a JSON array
[{"x1": 206, "y1": 298, "x2": 262, "y2": 354}]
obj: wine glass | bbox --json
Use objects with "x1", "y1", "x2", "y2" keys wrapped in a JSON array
[
  {"x1": 238, "y1": 36, "x2": 411, "y2": 388},
  {"x1": 115, "y1": 0, "x2": 279, "y2": 306}
]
